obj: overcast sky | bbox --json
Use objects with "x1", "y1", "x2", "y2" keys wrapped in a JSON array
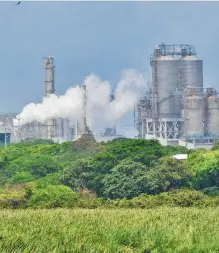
[{"x1": 0, "y1": 1, "x2": 218, "y2": 133}]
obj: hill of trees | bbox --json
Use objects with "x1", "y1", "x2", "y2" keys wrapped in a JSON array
[{"x1": 0, "y1": 137, "x2": 219, "y2": 208}]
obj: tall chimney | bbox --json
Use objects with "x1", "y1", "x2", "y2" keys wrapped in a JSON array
[
  {"x1": 44, "y1": 56, "x2": 55, "y2": 96},
  {"x1": 44, "y1": 56, "x2": 56, "y2": 139}
]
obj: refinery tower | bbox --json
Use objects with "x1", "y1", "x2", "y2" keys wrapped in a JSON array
[{"x1": 135, "y1": 43, "x2": 219, "y2": 149}]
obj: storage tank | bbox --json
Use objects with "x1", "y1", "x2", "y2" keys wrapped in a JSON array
[
  {"x1": 184, "y1": 87, "x2": 204, "y2": 137},
  {"x1": 179, "y1": 55, "x2": 203, "y2": 90},
  {"x1": 205, "y1": 93, "x2": 219, "y2": 136},
  {"x1": 151, "y1": 55, "x2": 181, "y2": 118}
]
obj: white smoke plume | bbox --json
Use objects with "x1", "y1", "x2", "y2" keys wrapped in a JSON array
[{"x1": 13, "y1": 69, "x2": 145, "y2": 127}]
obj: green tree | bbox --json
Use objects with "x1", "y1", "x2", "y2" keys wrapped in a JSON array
[
  {"x1": 36, "y1": 173, "x2": 61, "y2": 188},
  {"x1": 7, "y1": 171, "x2": 35, "y2": 184},
  {"x1": 103, "y1": 159, "x2": 148, "y2": 199},
  {"x1": 4, "y1": 154, "x2": 61, "y2": 179},
  {"x1": 188, "y1": 150, "x2": 219, "y2": 189},
  {"x1": 145, "y1": 157, "x2": 192, "y2": 194},
  {"x1": 62, "y1": 158, "x2": 101, "y2": 193}
]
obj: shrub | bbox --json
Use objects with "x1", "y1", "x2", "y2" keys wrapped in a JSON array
[
  {"x1": 159, "y1": 189, "x2": 210, "y2": 207},
  {"x1": 36, "y1": 173, "x2": 61, "y2": 188},
  {"x1": 7, "y1": 171, "x2": 35, "y2": 184},
  {"x1": 76, "y1": 197, "x2": 105, "y2": 209},
  {"x1": 202, "y1": 187, "x2": 219, "y2": 196},
  {"x1": 28, "y1": 185, "x2": 78, "y2": 208},
  {"x1": 0, "y1": 191, "x2": 27, "y2": 208}
]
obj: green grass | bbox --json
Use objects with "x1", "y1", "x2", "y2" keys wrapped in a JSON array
[{"x1": 0, "y1": 208, "x2": 218, "y2": 253}]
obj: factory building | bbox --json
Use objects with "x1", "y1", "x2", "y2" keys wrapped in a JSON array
[{"x1": 135, "y1": 43, "x2": 219, "y2": 149}]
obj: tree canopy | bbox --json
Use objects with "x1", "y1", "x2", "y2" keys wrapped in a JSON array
[{"x1": 0, "y1": 137, "x2": 219, "y2": 208}]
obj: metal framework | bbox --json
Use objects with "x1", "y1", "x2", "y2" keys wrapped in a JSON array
[
  {"x1": 135, "y1": 85, "x2": 219, "y2": 146},
  {"x1": 150, "y1": 43, "x2": 196, "y2": 65},
  {"x1": 144, "y1": 118, "x2": 182, "y2": 139},
  {"x1": 172, "y1": 86, "x2": 217, "y2": 97}
]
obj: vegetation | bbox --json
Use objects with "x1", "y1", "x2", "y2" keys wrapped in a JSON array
[
  {"x1": 0, "y1": 137, "x2": 218, "y2": 208},
  {"x1": 0, "y1": 138, "x2": 219, "y2": 251},
  {"x1": 0, "y1": 208, "x2": 219, "y2": 252}
]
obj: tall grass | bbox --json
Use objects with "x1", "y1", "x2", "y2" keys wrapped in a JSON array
[{"x1": 0, "y1": 208, "x2": 218, "y2": 252}]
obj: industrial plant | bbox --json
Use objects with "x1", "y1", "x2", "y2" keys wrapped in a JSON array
[
  {"x1": 135, "y1": 43, "x2": 219, "y2": 149},
  {"x1": 0, "y1": 42, "x2": 219, "y2": 149},
  {"x1": 0, "y1": 56, "x2": 120, "y2": 146}
]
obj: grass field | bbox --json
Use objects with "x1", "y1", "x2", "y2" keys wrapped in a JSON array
[{"x1": 0, "y1": 208, "x2": 218, "y2": 253}]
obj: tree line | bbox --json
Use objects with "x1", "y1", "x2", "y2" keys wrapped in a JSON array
[{"x1": 0, "y1": 137, "x2": 219, "y2": 208}]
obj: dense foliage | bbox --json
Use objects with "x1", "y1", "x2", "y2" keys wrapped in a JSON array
[{"x1": 0, "y1": 137, "x2": 219, "y2": 208}]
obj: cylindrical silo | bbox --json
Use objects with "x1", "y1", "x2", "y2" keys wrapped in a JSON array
[
  {"x1": 183, "y1": 87, "x2": 204, "y2": 137},
  {"x1": 179, "y1": 55, "x2": 203, "y2": 90},
  {"x1": 151, "y1": 55, "x2": 181, "y2": 118},
  {"x1": 205, "y1": 96, "x2": 219, "y2": 136}
]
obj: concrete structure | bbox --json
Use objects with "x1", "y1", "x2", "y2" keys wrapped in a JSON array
[{"x1": 135, "y1": 43, "x2": 219, "y2": 149}]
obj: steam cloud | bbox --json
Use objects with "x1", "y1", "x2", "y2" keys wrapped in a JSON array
[{"x1": 13, "y1": 69, "x2": 145, "y2": 127}]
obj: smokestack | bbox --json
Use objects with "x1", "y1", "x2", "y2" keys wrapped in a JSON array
[
  {"x1": 44, "y1": 56, "x2": 56, "y2": 139},
  {"x1": 79, "y1": 84, "x2": 95, "y2": 141},
  {"x1": 44, "y1": 56, "x2": 55, "y2": 97}
]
